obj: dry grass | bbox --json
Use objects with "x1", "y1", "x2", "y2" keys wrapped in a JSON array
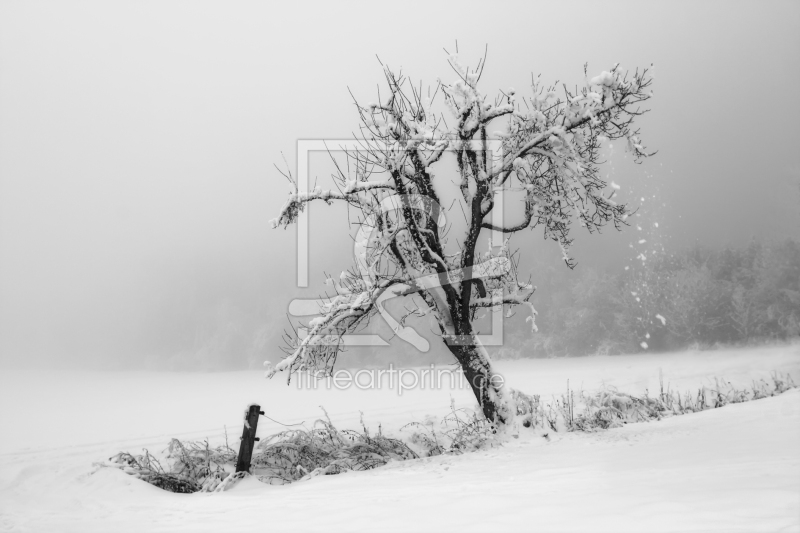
[
  {"x1": 513, "y1": 370, "x2": 796, "y2": 433},
  {"x1": 104, "y1": 371, "x2": 796, "y2": 493}
]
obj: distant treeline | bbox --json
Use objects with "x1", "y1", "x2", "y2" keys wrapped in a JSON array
[
  {"x1": 496, "y1": 239, "x2": 800, "y2": 359},
  {"x1": 150, "y1": 239, "x2": 800, "y2": 369}
]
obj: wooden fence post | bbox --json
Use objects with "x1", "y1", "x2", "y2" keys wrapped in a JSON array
[{"x1": 236, "y1": 404, "x2": 264, "y2": 473}]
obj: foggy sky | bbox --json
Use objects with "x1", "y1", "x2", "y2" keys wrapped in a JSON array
[{"x1": 1, "y1": 0, "x2": 798, "y2": 368}]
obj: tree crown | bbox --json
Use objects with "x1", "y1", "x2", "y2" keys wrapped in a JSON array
[{"x1": 268, "y1": 55, "x2": 654, "y2": 381}]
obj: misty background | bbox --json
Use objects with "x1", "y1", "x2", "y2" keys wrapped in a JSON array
[{"x1": 1, "y1": 1, "x2": 798, "y2": 370}]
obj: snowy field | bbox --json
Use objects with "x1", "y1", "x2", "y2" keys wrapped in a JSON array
[{"x1": 1, "y1": 345, "x2": 799, "y2": 532}]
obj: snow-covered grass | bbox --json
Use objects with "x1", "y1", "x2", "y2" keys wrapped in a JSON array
[{"x1": 1, "y1": 344, "x2": 799, "y2": 532}]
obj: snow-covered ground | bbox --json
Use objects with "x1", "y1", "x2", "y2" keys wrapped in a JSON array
[{"x1": 1, "y1": 345, "x2": 799, "y2": 532}]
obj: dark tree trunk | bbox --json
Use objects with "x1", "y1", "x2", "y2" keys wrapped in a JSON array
[{"x1": 444, "y1": 334, "x2": 510, "y2": 426}]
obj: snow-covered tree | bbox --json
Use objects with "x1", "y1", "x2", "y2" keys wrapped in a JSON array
[{"x1": 268, "y1": 54, "x2": 654, "y2": 427}]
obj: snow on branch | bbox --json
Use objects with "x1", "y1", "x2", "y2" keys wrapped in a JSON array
[
  {"x1": 467, "y1": 239, "x2": 538, "y2": 330},
  {"x1": 271, "y1": 183, "x2": 395, "y2": 229},
  {"x1": 494, "y1": 64, "x2": 654, "y2": 183},
  {"x1": 476, "y1": 65, "x2": 654, "y2": 265},
  {"x1": 267, "y1": 277, "x2": 412, "y2": 380},
  {"x1": 440, "y1": 54, "x2": 516, "y2": 139}
]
